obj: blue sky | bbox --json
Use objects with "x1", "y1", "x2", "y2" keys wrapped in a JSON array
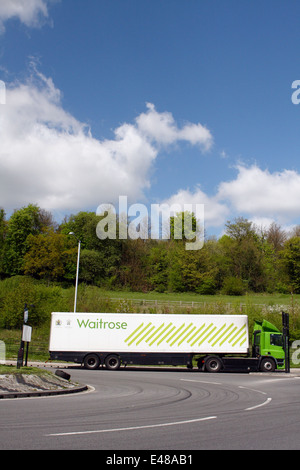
[{"x1": 0, "y1": 0, "x2": 300, "y2": 236}]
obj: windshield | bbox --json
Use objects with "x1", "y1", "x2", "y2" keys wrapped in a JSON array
[{"x1": 270, "y1": 334, "x2": 283, "y2": 347}]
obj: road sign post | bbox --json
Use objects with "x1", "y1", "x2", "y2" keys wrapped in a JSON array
[
  {"x1": 17, "y1": 304, "x2": 33, "y2": 369},
  {"x1": 22, "y1": 325, "x2": 32, "y2": 366},
  {"x1": 282, "y1": 312, "x2": 290, "y2": 373}
]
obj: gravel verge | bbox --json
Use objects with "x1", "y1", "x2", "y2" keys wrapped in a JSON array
[{"x1": 0, "y1": 371, "x2": 88, "y2": 399}]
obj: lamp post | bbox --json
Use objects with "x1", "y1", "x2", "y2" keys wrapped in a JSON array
[{"x1": 69, "y1": 232, "x2": 81, "y2": 313}]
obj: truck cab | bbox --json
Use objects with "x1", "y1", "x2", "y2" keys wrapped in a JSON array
[{"x1": 252, "y1": 319, "x2": 285, "y2": 371}]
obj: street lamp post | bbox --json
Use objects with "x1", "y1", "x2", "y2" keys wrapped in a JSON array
[{"x1": 69, "y1": 232, "x2": 81, "y2": 313}]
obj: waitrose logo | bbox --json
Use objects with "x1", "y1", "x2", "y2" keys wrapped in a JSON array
[{"x1": 77, "y1": 318, "x2": 128, "y2": 330}]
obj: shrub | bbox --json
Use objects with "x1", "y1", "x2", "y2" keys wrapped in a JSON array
[
  {"x1": 0, "y1": 276, "x2": 69, "y2": 328},
  {"x1": 222, "y1": 276, "x2": 245, "y2": 296}
]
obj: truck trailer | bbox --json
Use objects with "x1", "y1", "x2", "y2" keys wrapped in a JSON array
[{"x1": 49, "y1": 312, "x2": 288, "y2": 372}]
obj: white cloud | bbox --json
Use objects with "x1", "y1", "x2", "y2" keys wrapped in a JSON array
[
  {"x1": 0, "y1": 0, "x2": 52, "y2": 32},
  {"x1": 160, "y1": 164, "x2": 300, "y2": 233},
  {"x1": 4, "y1": 69, "x2": 299, "y2": 232},
  {"x1": 161, "y1": 187, "x2": 229, "y2": 229},
  {"x1": 0, "y1": 70, "x2": 212, "y2": 215},
  {"x1": 136, "y1": 102, "x2": 213, "y2": 150},
  {"x1": 217, "y1": 165, "x2": 300, "y2": 223}
]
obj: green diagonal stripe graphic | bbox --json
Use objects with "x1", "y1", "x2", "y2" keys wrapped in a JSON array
[
  {"x1": 232, "y1": 326, "x2": 247, "y2": 346},
  {"x1": 125, "y1": 323, "x2": 144, "y2": 343},
  {"x1": 146, "y1": 323, "x2": 165, "y2": 343},
  {"x1": 136, "y1": 325, "x2": 156, "y2": 345},
  {"x1": 198, "y1": 326, "x2": 217, "y2": 346},
  {"x1": 178, "y1": 325, "x2": 197, "y2": 346},
  {"x1": 166, "y1": 324, "x2": 184, "y2": 343},
  {"x1": 219, "y1": 326, "x2": 237, "y2": 346},
  {"x1": 228, "y1": 325, "x2": 245, "y2": 344},
  {"x1": 190, "y1": 323, "x2": 213, "y2": 347},
  {"x1": 157, "y1": 324, "x2": 176, "y2": 346},
  {"x1": 211, "y1": 323, "x2": 234, "y2": 347},
  {"x1": 170, "y1": 323, "x2": 194, "y2": 346},
  {"x1": 208, "y1": 324, "x2": 226, "y2": 344},
  {"x1": 187, "y1": 324, "x2": 205, "y2": 344},
  {"x1": 151, "y1": 323, "x2": 174, "y2": 346},
  {"x1": 127, "y1": 322, "x2": 152, "y2": 346},
  {"x1": 124, "y1": 319, "x2": 247, "y2": 349}
]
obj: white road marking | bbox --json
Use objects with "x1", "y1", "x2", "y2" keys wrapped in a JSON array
[
  {"x1": 181, "y1": 379, "x2": 272, "y2": 412},
  {"x1": 238, "y1": 385, "x2": 267, "y2": 395},
  {"x1": 46, "y1": 416, "x2": 217, "y2": 437},
  {"x1": 180, "y1": 379, "x2": 222, "y2": 385},
  {"x1": 244, "y1": 397, "x2": 272, "y2": 411}
]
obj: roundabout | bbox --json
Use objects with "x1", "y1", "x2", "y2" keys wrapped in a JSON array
[{"x1": 0, "y1": 366, "x2": 300, "y2": 450}]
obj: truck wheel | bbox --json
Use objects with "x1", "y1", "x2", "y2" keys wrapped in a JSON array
[
  {"x1": 205, "y1": 356, "x2": 223, "y2": 373},
  {"x1": 260, "y1": 357, "x2": 276, "y2": 372},
  {"x1": 105, "y1": 355, "x2": 121, "y2": 370},
  {"x1": 83, "y1": 354, "x2": 100, "y2": 370}
]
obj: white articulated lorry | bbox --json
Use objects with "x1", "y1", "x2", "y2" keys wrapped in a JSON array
[{"x1": 49, "y1": 312, "x2": 288, "y2": 372}]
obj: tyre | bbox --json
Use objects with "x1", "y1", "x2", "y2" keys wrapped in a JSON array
[
  {"x1": 205, "y1": 356, "x2": 223, "y2": 373},
  {"x1": 105, "y1": 355, "x2": 121, "y2": 370},
  {"x1": 260, "y1": 357, "x2": 276, "y2": 372},
  {"x1": 55, "y1": 369, "x2": 71, "y2": 381},
  {"x1": 83, "y1": 354, "x2": 100, "y2": 370}
]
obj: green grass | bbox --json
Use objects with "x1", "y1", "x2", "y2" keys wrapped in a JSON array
[
  {"x1": 0, "y1": 326, "x2": 50, "y2": 362},
  {"x1": 95, "y1": 288, "x2": 300, "y2": 306},
  {"x1": 1, "y1": 288, "x2": 300, "y2": 363},
  {"x1": 0, "y1": 364, "x2": 51, "y2": 376}
]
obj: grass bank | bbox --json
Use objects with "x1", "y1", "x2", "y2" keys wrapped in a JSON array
[
  {"x1": 95, "y1": 288, "x2": 300, "y2": 305},
  {"x1": 0, "y1": 364, "x2": 51, "y2": 376},
  {"x1": 1, "y1": 278, "x2": 300, "y2": 362}
]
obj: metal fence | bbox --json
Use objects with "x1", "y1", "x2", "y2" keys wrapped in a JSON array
[{"x1": 108, "y1": 297, "x2": 269, "y2": 311}]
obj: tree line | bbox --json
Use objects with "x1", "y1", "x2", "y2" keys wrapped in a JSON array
[{"x1": 0, "y1": 203, "x2": 300, "y2": 295}]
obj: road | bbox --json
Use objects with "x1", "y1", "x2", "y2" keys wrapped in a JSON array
[{"x1": 1, "y1": 367, "x2": 300, "y2": 451}]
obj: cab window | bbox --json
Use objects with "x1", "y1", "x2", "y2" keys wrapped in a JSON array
[
  {"x1": 254, "y1": 332, "x2": 260, "y2": 345},
  {"x1": 270, "y1": 334, "x2": 283, "y2": 347}
]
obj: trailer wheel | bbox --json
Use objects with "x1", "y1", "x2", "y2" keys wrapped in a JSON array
[
  {"x1": 260, "y1": 357, "x2": 276, "y2": 372},
  {"x1": 205, "y1": 356, "x2": 223, "y2": 373},
  {"x1": 105, "y1": 355, "x2": 121, "y2": 370},
  {"x1": 83, "y1": 354, "x2": 100, "y2": 370}
]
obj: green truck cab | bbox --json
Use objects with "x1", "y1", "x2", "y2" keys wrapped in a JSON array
[{"x1": 252, "y1": 319, "x2": 286, "y2": 371}]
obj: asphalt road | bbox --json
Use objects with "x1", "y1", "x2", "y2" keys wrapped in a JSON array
[{"x1": 1, "y1": 367, "x2": 300, "y2": 451}]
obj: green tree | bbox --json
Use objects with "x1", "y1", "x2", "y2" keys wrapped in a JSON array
[
  {"x1": 60, "y1": 211, "x2": 123, "y2": 286},
  {"x1": 225, "y1": 217, "x2": 254, "y2": 241},
  {"x1": 221, "y1": 276, "x2": 245, "y2": 295},
  {"x1": 170, "y1": 211, "x2": 198, "y2": 241},
  {"x1": 148, "y1": 242, "x2": 169, "y2": 292},
  {"x1": 281, "y1": 237, "x2": 300, "y2": 293},
  {"x1": 166, "y1": 240, "x2": 218, "y2": 293},
  {"x1": 220, "y1": 218, "x2": 267, "y2": 292},
  {"x1": 23, "y1": 230, "x2": 76, "y2": 282},
  {"x1": 60, "y1": 211, "x2": 100, "y2": 250},
  {"x1": 0, "y1": 209, "x2": 7, "y2": 278},
  {"x1": 79, "y1": 249, "x2": 106, "y2": 284},
  {"x1": 3, "y1": 204, "x2": 49, "y2": 276},
  {"x1": 118, "y1": 239, "x2": 151, "y2": 291}
]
